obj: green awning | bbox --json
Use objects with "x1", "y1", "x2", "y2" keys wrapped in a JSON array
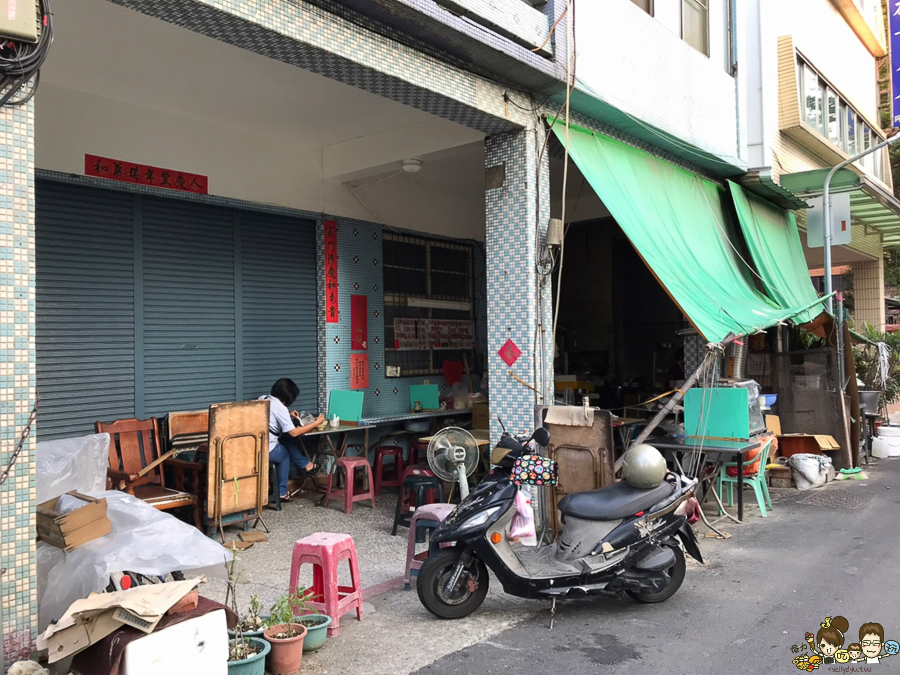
[
  {"x1": 552, "y1": 123, "x2": 824, "y2": 342},
  {"x1": 728, "y1": 181, "x2": 824, "y2": 325}
]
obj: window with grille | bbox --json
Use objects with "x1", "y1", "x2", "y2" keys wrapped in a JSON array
[{"x1": 383, "y1": 232, "x2": 476, "y2": 378}]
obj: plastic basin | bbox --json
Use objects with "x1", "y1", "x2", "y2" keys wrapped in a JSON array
[
  {"x1": 762, "y1": 394, "x2": 778, "y2": 407},
  {"x1": 227, "y1": 637, "x2": 270, "y2": 675},
  {"x1": 228, "y1": 616, "x2": 268, "y2": 641}
]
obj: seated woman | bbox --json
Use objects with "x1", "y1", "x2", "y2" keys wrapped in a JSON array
[{"x1": 261, "y1": 377, "x2": 324, "y2": 502}]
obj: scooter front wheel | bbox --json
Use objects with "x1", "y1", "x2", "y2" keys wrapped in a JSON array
[
  {"x1": 417, "y1": 549, "x2": 490, "y2": 619},
  {"x1": 626, "y1": 542, "x2": 685, "y2": 604}
]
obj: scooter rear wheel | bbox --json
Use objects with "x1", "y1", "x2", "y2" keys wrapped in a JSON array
[
  {"x1": 417, "y1": 548, "x2": 490, "y2": 619},
  {"x1": 626, "y1": 542, "x2": 685, "y2": 604}
]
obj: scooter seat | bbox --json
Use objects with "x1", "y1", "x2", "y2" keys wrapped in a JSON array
[{"x1": 558, "y1": 480, "x2": 675, "y2": 521}]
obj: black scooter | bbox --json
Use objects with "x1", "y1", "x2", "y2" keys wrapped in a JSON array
[{"x1": 416, "y1": 427, "x2": 703, "y2": 619}]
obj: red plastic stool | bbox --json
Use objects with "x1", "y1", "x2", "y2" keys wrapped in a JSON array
[
  {"x1": 324, "y1": 457, "x2": 376, "y2": 513},
  {"x1": 404, "y1": 503, "x2": 456, "y2": 590},
  {"x1": 408, "y1": 441, "x2": 429, "y2": 467},
  {"x1": 372, "y1": 446, "x2": 404, "y2": 496},
  {"x1": 290, "y1": 532, "x2": 363, "y2": 638}
]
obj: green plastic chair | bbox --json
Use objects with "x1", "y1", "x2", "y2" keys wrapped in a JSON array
[{"x1": 717, "y1": 437, "x2": 775, "y2": 517}]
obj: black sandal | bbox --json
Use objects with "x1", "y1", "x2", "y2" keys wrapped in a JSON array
[{"x1": 279, "y1": 493, "x2": 292, "y2": 503}]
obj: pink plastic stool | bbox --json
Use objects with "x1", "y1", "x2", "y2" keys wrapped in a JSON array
[
  {"x1": 290, "y1": 532, "x2": 363, "y2": 638},
  {"x1": 408, "y1": 441, "x2": 430, "y2": 467},
  {"x1": 324, "y1": 457, "x2": 376, "y2": 513},
  {"x1": 372, "y1": 446, "x2": 404, "y2": 496},
  {"x1": 404, "y1": 503, "x2": 456, "y2": 591}
]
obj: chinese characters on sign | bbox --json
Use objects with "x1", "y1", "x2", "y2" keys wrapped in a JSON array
[
  {"x1": 350, "y1": 353, "x2": 369, "y2": 390},
  {"x1": 351, "y1": 295, "x2": 368, "y2": 350},
  {"x1": 84, "y1": 155, "x2": 208, "y2": 194},
  {"x1": 892, "y1": 2, "x2": 900, "y2": 126},
  {"x1": 324, "y1": 220, "x2": 339, "y2": 324},
  {"x1": 393, "y1": 318, "x2": 475, "y2": 350}
]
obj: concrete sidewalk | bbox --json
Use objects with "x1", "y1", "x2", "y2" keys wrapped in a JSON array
[{"x1": 207, "y1": 458, "x2": 899, "y2": 674}]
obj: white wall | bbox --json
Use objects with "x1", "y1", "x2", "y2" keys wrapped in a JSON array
[
  {"x1": 744, "y1": 0, "x2": 881, "y2": 174},
  {"x1": 35, "y1": 84, "x2": 487, "y2": 241},
  {"x1": 574, "y1": 0, "x2": 738, "y2": 161}
]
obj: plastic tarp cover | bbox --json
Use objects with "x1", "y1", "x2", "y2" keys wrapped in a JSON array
[
  {"x1": 728, "y1": 182, "x2": 823, "y2": 325},
  {"x1": 37, "y1": 490, "x2": 231, "y2": 632},
  {"x1": 551, "y1": 123, "x2": 816, "y2": 342},
  {"x1": 36, "y1": 433, "x2": 110, "y2": 503}
]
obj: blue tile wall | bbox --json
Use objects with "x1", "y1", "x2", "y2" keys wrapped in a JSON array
[
  {"x1": 0, "y1": 100, "x2": 35, "y2": 667},
  {"x1": 485, "y1": 127, "x2": 551, "y2": 444},
  {"x1": 322, "y1": 217, "x2": 486, "y2": 423}
]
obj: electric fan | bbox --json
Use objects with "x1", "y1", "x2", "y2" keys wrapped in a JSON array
[{"x1": 426, "y1": 427, "x2": 480, "y2": 500}]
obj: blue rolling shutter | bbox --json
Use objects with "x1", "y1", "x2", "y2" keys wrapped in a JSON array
[
  {"x1": 35, "y1": 182, "x2": 136, "y2": 439},
  {"x1": 240, "y1": 211, "x2": 318, "y2": 412},
  {"x1": 141, "y1": 197, "x2": 236, "y2": 416},
  {"x1": 36, "y1": 180, "x2": 319, "y2": 435}
]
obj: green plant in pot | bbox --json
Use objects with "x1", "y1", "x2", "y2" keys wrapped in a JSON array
[
  {"x1": 225, "y1": 557, "x2": 269, "y2": 675},
  {"x1": 228, "y1": 594, "x2": 268, "y2": 640},
  {"x1": 289, "y1": 593, "x2": 332, "y2": 653},
  {"x1": 263, "y1": 591, "x2": 309, "y2": 675}
]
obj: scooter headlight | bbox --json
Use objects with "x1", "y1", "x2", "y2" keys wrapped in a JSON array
[{"x1": 458, "y1": 506, "x2": 502, "y2": 531}]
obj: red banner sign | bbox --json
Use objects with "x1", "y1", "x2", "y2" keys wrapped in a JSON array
[
  {"x1": 350, "y1": 353, "x2": 369, "y2": 390},
  {"x1": 324, "y1": 220, "x2": 339, "y2": 324},
  {"x1": 351, "y1": 295, "x2": 368, "y2": 350},
  {"x1": 85, "y1": 154, "x2": 208, "y2": 194}
]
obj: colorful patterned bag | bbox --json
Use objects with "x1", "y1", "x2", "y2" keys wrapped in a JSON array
[{"x1": 512, "y1": 454, "x2": 558, "y2": 486}]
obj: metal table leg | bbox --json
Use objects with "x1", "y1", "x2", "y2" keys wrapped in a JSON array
[{"x1": 735, "y1": 450, "x2": 744, "y2": 522}]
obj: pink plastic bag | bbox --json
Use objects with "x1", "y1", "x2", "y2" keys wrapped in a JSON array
[{"x1": 509, "y1": 487, "x2": 536, "y2": 541}]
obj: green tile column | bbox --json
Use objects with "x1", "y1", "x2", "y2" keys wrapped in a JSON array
[{"x1": 0, "y1": 100, "x2": 36, "y2": 667}]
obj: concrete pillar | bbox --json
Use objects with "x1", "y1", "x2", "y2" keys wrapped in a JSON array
[
  {"x1": 0, "y1": 101, "x2": 37, "y2": 666},
  {"x1": 485, "y1": 128, "x2": 551, "y2": 442},
  {"x1": 853, "y1": 258, "x2": 885, "y2": 331}
]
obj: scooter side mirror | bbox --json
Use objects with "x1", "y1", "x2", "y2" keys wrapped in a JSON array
[{"x1": 531, "y1": 427, "x2": 550, "y2": 447}]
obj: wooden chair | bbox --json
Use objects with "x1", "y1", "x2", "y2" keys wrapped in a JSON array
[
  {"x1": 206, "y1": 400, "x2": 270, "y2": 540},
  {"x1": 95, "y1": 417, "x2": 202, "y2": 530}
]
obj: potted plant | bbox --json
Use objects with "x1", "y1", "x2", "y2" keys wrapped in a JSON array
[
  {"x1": 225, "y1": 558, "x2": 269, "y2": 675},
  {"x1": 228, "y1": 594, "x2": 268, "y2": 640},
  {"x1": 288, "y1": 592, "x2": 332, "y2": 653},
  {"x1": 263, "y1": 592, "x2": 308, "y2": 675}
]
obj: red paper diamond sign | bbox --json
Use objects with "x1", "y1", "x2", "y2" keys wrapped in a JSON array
[{"x1": 499, "y1": 339, "x2": 521, "y2": 367}]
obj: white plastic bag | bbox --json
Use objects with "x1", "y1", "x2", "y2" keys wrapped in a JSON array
[
  {"x1": 509, "y1": 487, "x2": 536, "y2": 544},
  {"x1": 36, "y1": 433, "x2": 110, "y2": 503},
  {"x1": 788, "y1": 453, "x2": 832, "y2": 491},
  {"x1": 37, "y1": 490, "x2": 231, "y2": 632}
]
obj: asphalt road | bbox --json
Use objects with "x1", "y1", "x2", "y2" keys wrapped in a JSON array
[{"x1": 414, "y1": 458, "x2": 900, "y2": 674}]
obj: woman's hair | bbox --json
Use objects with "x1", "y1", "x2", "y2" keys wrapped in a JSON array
[
  {"x1": 818, "y1": 616, "x2": 850, "y2": 649},
  {"x1": 270, "y1": 378, "x2": 300, "y2": 407},
  {"x1": 859, "y1": 622, "x2": 884, "y2": 643},
  {"x1": 848, "y1": 643, "x2": 861, "y2": 652}
]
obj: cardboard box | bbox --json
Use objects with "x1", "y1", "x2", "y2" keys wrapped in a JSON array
[
  {"x1": 472, "y1": 401, "x2": 489, "y2": 430},
  {"x1": 777, "y1": 434, "x2": 840, "y2": 458},
  {"x1": 37, "y1": 492, "x2": 111, "y2": 552}
]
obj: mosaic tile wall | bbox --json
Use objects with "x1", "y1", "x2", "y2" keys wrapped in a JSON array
[
  {"x1": 0, "y1": 101, "x2": 36, "y2": 666},
  {"x1": 485, "y1": 127, "x2": 551, "y2": 444},
  {"x1": 319, "y1": 217, "x2": 487, "y2": 448}
]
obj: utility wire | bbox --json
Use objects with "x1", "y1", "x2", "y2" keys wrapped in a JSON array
[{"x1": 0, "y1": 0, "x2": 53, "y2": 108}]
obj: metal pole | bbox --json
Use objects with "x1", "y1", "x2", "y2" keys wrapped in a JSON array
[
  {"x1": 837, "y1": 293, "x2": 846, "y2": 391},
  {"x1": 823, "y1": 133, "x2": 900, "y2": 314}
]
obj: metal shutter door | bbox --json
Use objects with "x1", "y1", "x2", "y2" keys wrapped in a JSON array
[
  {"x1": 142, "y1": 197, "x2": 236, "y2": 416},
  {"x1": 35, "y1": 182, "x2": 136, "y2": 439},
  {"x1": 240, "y1": 212, "x2": 317, "y2": 412}
]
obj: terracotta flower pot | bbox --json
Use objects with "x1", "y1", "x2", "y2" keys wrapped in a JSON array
[{"x1": 263, "y1": 623, "x2": 308, "y2": 675}]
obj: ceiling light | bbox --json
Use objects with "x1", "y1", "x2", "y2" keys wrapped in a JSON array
[{"x1": 402, "y1": 159, "x2": 423, "y2": 173}]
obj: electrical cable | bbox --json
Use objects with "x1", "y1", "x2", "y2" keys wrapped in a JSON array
[
  {"x1": 550, "y1": 0, "x2": 575, "y2": 366},
  {"x1": 0, "y1": 0, "x2": 53, "y2": 108}
]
